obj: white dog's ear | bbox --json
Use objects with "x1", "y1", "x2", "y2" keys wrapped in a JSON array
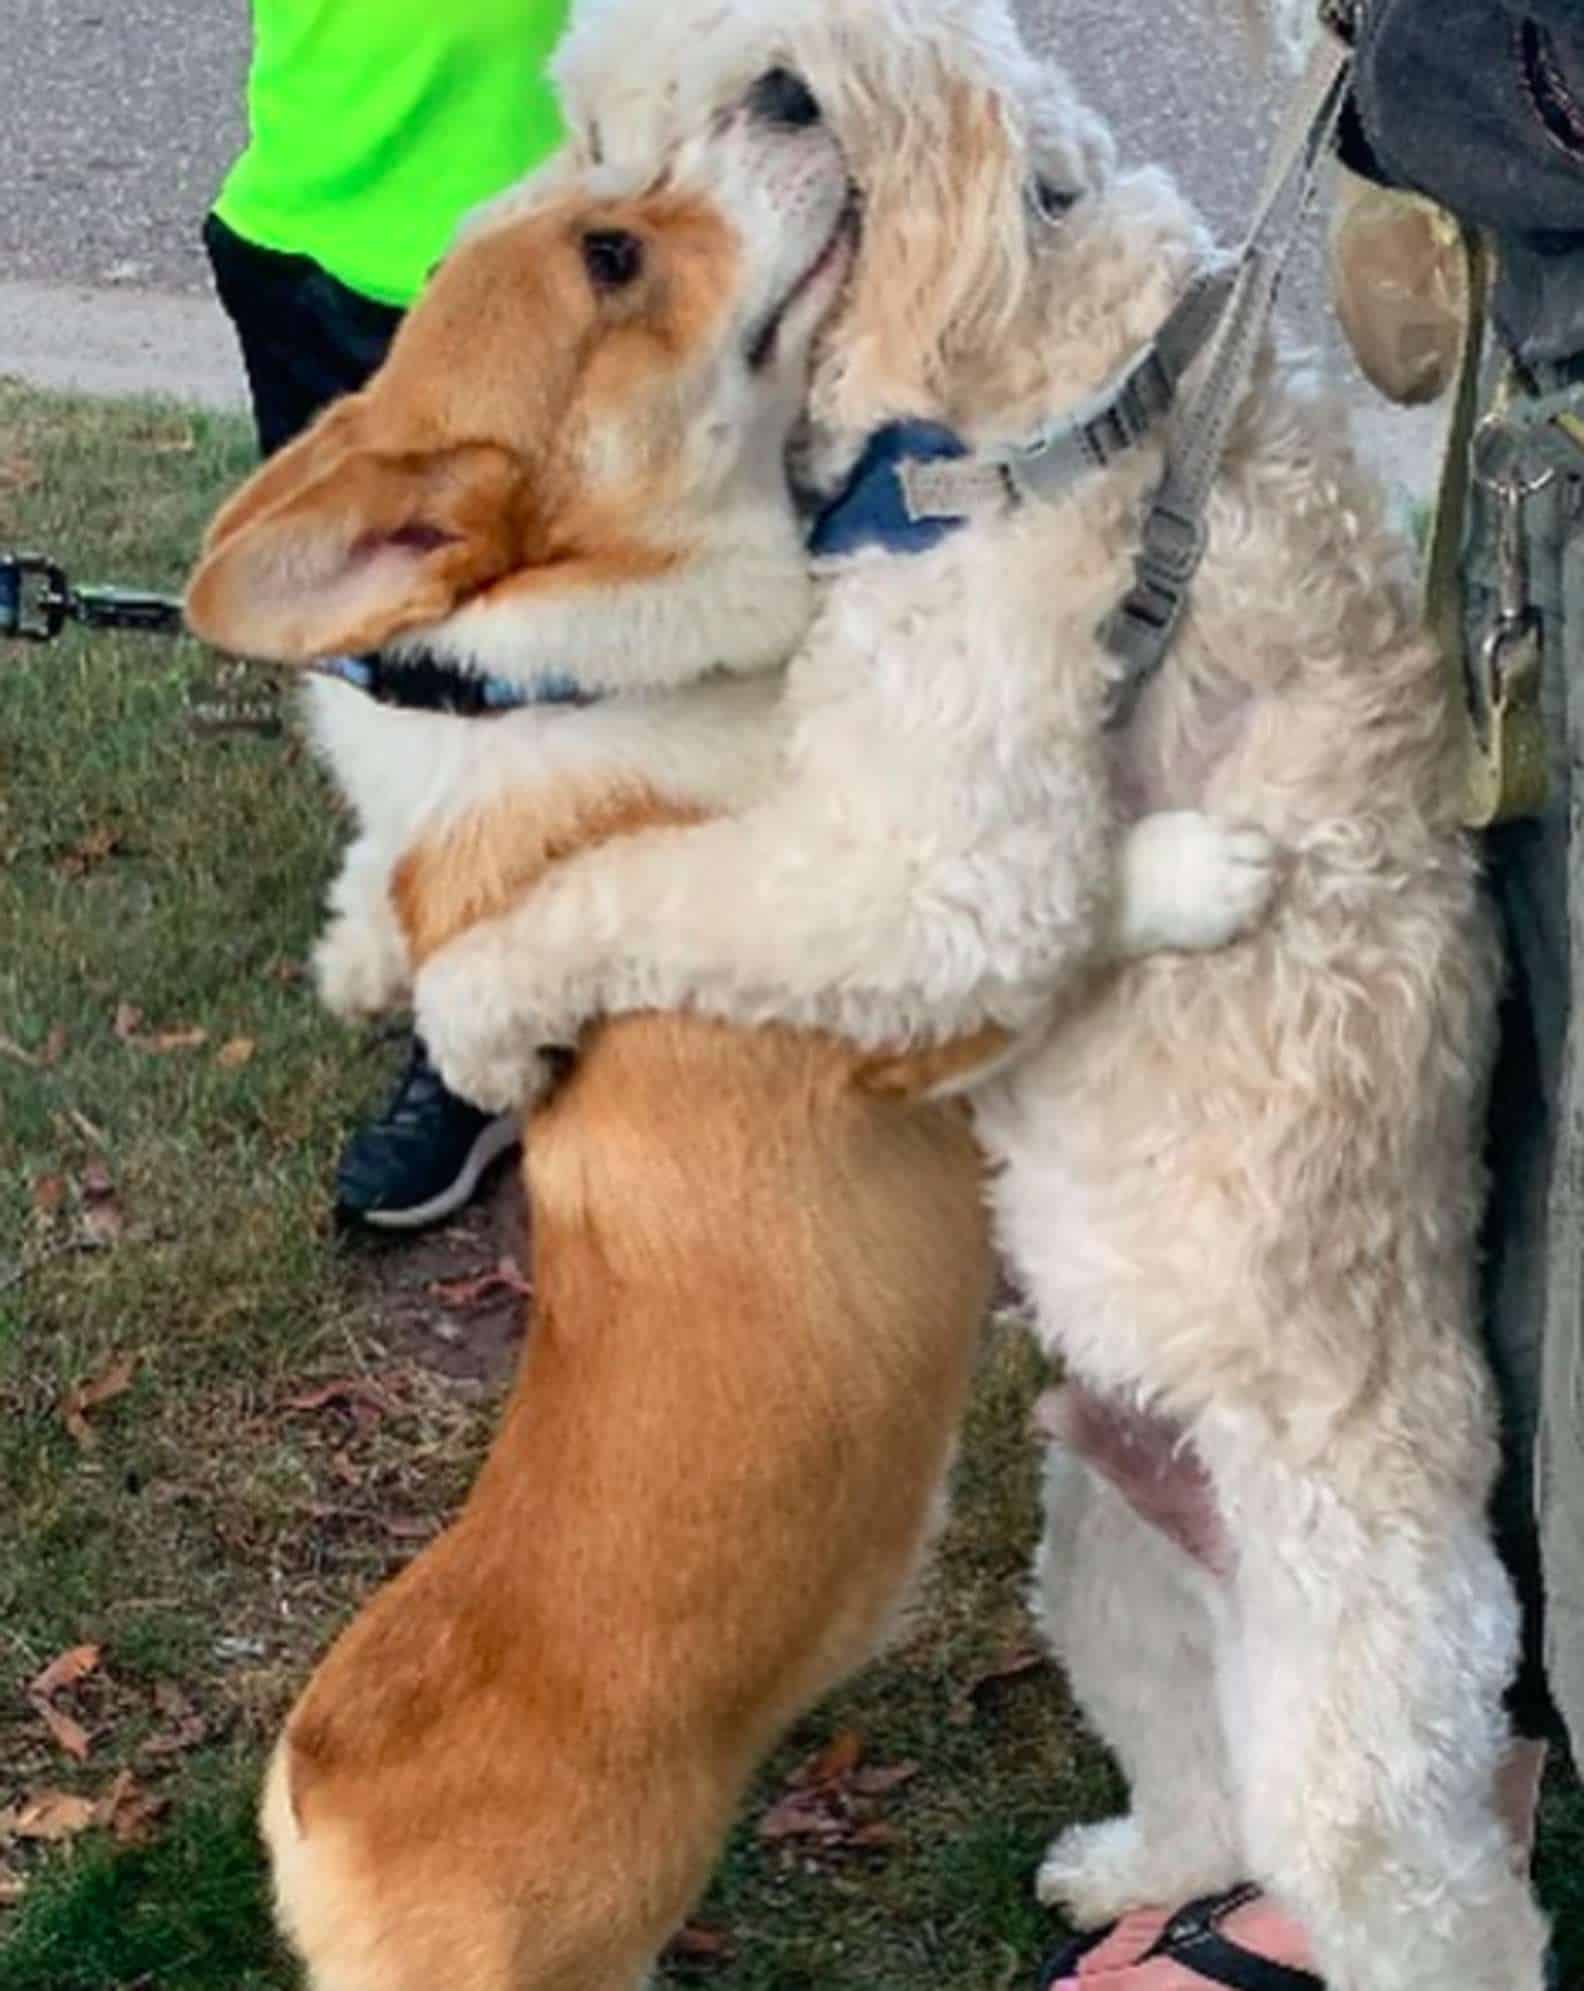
[{"x1": 186, "y1": 422, "x2": 527, "y2": 662}]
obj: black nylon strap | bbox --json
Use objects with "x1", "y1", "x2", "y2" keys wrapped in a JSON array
[
  {"x1": 1160, "y1": 1930, "x2": 1325, "y2": 1991},
  {"x1": 1141, "y1": 1887, "x2": 1325, "y2": 1991}
]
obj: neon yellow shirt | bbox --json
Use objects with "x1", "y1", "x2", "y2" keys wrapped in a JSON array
[{"x1": 215, "y1": 0, "x2": 569, "y2": 308}]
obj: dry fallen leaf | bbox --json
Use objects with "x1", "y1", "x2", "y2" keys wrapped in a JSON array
[
  {"x1": 430, "y1": 1256, "x2": 532, "y2": 1310},
  {"x1": 757, "y1": 1729, "x2": 916, "y2": 1856},
  {"x1": 40, "y1": 1023, "x2": 67, "y2": 1067},
  {"x1": 216, "y1": 1036, "x2": 256, "y2": 1069},
  {"x1": 757, "y1": 1792, "x2": 843, "y2": 1842},
  {"x1": 62, "y1": 1354, "x2": 137, "y2": 1448},
  {"x1": 66, "y1": 1106, "x2": 109, "y2": 1148},
  {"x1": 76, "y1": 1163, "x2": 125, "y2": 1249},
  {"x1": 28, "y1": 1643, "x2": 101, "y2": 1699},
  {"x1": 793, "y1": 1728, "x2": 865, "y2": 1788},
  {"x1": 31, "y1": 1699, "x2": 91, "y2": 1763},
  {"x1": 948, "y1": 1646, "x2": 1045, "y2": 1726},
  {"x1": 138, "y1": 1712, "x2": 208, "y2": 1760},
  {"x1": 101, "y1": 1771, "x2": 166, "y2": 1847},
  {"x1": 381, "y1": 1515, "x2": 436, "y2": 1542},
  {"x1": 31, "y1": 1173, "x2": 67, "y2": 1220},
  {"x1": 59, "y1": 827, "x2": 123, "y2": 877},
  {"x1": 112, "y1": 1002, "x2": 145, "y2": 1043},
  {"x1": 0, "y1": 1032, "x2": 39, "y2": 1067},
  {"x1": 0, "y1": 1868, "x2": 25, "y2": 1906},
  {"x1": 151, "y1": 1026, "x2": 208, "y2": 1053},
  {"x1": 0, "y1": 1790, "x2": 98, "y2": 1844},
  {"x1": 152, "y1": 1681, "x2": 191, "y2": 1723},
  {"x1": 664, "y1": 1922, "x2": 735, "y2": 1966},
  {"x1": 849, "y1": 1761, "x2": 920, "y2": 1797},
  {"x1": 284, "y1": 1376, "x2": 397, "y2": 1418}
]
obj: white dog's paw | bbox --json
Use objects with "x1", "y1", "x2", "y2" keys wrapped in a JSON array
[
  {"x1": 314, "y1": 914, "x2": 410, "y2": 1019},
  {"x1": 413, "y1": 934, "x2": 563, "y2": 1115},
  {"x1": 1036, "y1": 1818, "x2": 1175, "y2": 1926},
  {"x1": 1116, "y1": 810, "x2": 1279, "y2": 960},
  {"x1": 1036, "y1": 1816, "x2": 1242, "y2": 1928}
]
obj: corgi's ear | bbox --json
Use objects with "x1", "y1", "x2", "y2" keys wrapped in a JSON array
[{"x1": 186, "y1": 421, "x2": 528, "y2": 661}]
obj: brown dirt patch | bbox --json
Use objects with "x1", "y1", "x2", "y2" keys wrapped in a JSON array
[{"x1": 346, "y1": 1148, "x2": 530, "y2": 1389}]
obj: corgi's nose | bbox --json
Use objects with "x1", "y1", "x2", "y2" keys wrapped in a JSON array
[{"x1": 745, "y1": 67, "x2": 822, "y2": 128}]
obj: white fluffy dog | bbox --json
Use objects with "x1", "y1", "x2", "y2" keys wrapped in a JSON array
[{"x1": 411, "y1": 2, "x2": 1548, "y2": 1986}]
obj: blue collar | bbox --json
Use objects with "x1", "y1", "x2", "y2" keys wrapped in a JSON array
[
  {"x1": 807, "y1": 419, "x2": 973, "y2": 560},
  {"x1": 315, "y1": 650, "x2": 598, "y2": 715}
]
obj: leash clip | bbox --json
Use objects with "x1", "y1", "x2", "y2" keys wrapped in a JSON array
[
  {"x1": 0, "y1": 553, "x2": 71, "y2": 641},
  {"x1": 1459, "y1": 418, "x2": 1554, "y2": 822}
]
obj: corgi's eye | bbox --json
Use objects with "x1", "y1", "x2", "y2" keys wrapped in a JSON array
[{"x1": 582, "y1": 229, "x2": 644, "y2": 291}]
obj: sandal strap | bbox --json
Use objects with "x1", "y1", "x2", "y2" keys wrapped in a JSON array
[
  {"x1": 1142, "y1": 1886, "x2": 1324, "y2": 1991},
  {"x1": 1038, "y1": 1920, "x2": 1116, "y2": 1987}
]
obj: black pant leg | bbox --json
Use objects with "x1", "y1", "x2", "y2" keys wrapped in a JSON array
[{"x1": 202, "y1": 213, "x2": 404, "y2": 457}]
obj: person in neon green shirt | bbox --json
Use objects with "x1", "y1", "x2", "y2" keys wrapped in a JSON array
[{"x1": 204, "y1": 0, "x2": 568, "y2": 1224}]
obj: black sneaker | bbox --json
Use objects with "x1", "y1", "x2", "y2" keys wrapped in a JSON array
[{"x1": 335, "y1": 1036, "x2": 520, "y2": 1230}]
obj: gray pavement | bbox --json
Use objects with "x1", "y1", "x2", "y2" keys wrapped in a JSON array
[{"x1": 0, "y1": 0, "x2": 1439, "y2": 480}]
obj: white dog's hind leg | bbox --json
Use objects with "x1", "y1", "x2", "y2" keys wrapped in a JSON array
[
  {"x1": 1031, "y1": 1446, "x2": 1244, "y2": 1926},
  {"x1": 1229, "y1": 1478, "x2": 1549, "y2": 1991}
]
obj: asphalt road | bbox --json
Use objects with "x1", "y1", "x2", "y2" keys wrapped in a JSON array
[
  {"x1": 0, "y1": 0, "x2": 1439, "y2": 477},
  {"x1": 2, "y1": 0, "x2": 246, "y2": 293},
  {"x1": 1, "y1": 0, "x2": 1272, "y2": 294}
]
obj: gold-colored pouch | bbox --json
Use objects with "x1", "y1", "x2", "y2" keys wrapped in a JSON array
[{"x1": 1327, "y1": 166, "x2": 1468, "y2": 406}]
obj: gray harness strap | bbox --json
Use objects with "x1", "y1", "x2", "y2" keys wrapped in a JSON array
[
  {"x1": 898, "y1": 263, "x2": 1237, "y2": 524},
  {"x1": 1101, "y1": 25, "x2": 1354, "y2": 721}
]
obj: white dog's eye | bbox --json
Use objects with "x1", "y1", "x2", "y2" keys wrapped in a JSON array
[
  {"x1": 744, "y1": 67, "x2": 822, "y2": 129},
  {"x1": 1030, "y1": 178, "x2": 1080, "y2": 224},
  {"x1": 582, "y1": 229, "x2": 645, "y2": 291}
]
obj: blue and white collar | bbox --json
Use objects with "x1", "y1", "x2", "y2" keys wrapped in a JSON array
[{"x1": 313, "y1": 649, "x2": 598, "y2": 715}]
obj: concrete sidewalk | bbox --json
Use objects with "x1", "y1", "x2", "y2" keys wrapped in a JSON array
[
  {"x1": 0, "y1": 280, "x2": 247, "y2": 409},
  {"x1": 0, "y1": 273, "x2": 1446, "y2": 497}
]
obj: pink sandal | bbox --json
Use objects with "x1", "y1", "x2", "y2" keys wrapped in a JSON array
[{"x1": 1039, "y1": 1884, "x2": 1323, "y2": 1989}]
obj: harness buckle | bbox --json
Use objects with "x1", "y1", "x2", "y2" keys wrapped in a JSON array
[{"x1": 1136, "y1": 499, "x2": 1207, "y2": 583}]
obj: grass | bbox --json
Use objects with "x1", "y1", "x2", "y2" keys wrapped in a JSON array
[{"x1": 0, "y1": 376, "x2": 1579, "y2": 1987}]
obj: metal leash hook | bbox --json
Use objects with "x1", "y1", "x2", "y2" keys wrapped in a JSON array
[
  {"x1": 0, "y1": 553, "x2": 73, "y2": 640},
  {"x1": 1464, "y1": 416, "x2": 1554, "y2": 821}
]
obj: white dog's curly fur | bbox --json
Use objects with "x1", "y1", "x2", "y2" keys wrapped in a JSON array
[{"x1": 410, "y1": 2, "x2": 1548, "y2": 1984}]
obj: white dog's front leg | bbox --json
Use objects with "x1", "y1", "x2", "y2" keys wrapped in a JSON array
[
  {"x1": 1113, "y1": 810, "x2": 1278, "y2": 960},
  {"x1": 413, "y1": 791, "x2": 1094, "y2": 1111},
  {"x1": 315, "y1": 836, "x2": 412, "y2": 1019}
]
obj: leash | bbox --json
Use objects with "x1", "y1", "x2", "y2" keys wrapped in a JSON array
[
  {"x1": 1100, "y1": 12, "x2": 1354, "y2": 719},
  {"x1": 0, "y1": 550, "x2": 583, "y2": 726}
]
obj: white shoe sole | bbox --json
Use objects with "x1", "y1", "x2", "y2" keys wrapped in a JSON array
[{"x1": 355, "y1": 1112, "x2": 521, "y2": 1232}]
